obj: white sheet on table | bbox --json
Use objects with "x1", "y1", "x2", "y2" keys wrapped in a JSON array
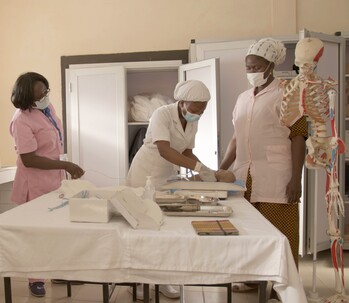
[{"x1": 0, "y1": 192, "x2": 306, "y2": 303}]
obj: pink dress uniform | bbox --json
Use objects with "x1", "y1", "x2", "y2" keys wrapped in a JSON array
[
  {"x1": 10, "y1": 104, "x2": 65, "y2": 204},
  {"x1": 232, "y1": 78, "x2": 292, "y2": 204}
]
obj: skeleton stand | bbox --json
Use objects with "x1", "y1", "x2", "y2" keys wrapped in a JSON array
[{"x1": 308, "y1": 170, "x2": 324, "y2": 303}]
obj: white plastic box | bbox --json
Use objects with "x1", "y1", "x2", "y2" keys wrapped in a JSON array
[{"x1": 69, "y1": 190, "x2": 112, "y2": 223}]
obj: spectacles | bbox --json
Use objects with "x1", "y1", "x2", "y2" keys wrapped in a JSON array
[
  {"x1": 42, "y1": 88, "x2": 50, "y2": 97},
  {"x1": 36, "y1": 88, "x2": 50, "y2": 102}
]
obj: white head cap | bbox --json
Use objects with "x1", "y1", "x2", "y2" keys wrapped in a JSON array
[
  {"x1": 174, "y1": 80, "x2": 211, "y2": 102},
  {"x1": 295, "y1": 38, "x2": 324, "y2": 67},
  {"x1": 246, "y1": 38, "x2": 286, "y2": 66}
]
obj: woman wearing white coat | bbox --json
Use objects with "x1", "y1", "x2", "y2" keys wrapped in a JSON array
[
  {"x1": 126, "y1": 80, "x2": 233, "y2": 300},
  {"x1": 127, "y1": 80, "x2": 220, "y2": 189}
]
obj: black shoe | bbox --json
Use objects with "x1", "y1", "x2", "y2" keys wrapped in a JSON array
[{"x1": 29, "y1": 282, "x2": 46, "y2": 297}]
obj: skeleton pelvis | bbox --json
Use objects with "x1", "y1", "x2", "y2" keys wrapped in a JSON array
[{"x1": 305, "y1": 136, "x2": 337, "y2": 168}]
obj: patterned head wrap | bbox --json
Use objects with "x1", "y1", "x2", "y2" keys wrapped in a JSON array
[{"x1": 246, "y1": 38, "x2": 286, "y2": 66}]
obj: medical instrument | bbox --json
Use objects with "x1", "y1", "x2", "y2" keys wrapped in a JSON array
[
  {"x1": 48, "y1": 191, "x2": 90, "y2": 212},
  {"x1": 48, "y1": 199, "x2": 69, "y2": 212}
]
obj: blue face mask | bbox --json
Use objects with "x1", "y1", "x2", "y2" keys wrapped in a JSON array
[{"x1": 182, "y1": 105, "x2": 201, "y2": 122}]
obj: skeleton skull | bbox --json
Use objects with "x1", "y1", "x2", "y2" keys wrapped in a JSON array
[{"x1": 295, "y1": 37, "x2": 324, "y2": 70}]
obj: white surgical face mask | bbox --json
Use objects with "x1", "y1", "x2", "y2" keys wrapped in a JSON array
[
  {"x1": 246, "y1": 62, "x2": 271, "y2": 87},
  {"x1": 182, "y1": 104, "x2": 201, "y2": 122},
  {"x1": 34, "y1": 94, "x2": 50, "y2": 110}
]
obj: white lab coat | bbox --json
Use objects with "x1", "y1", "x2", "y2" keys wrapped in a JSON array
[
  {"x1": 126, "y1": 102, "x2": 198, "y2": 189},
  {"x1": 233, "y1": 79, "x2": 292, "y2": 203}
]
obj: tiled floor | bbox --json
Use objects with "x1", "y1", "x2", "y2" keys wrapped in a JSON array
[{"x1": 0, "y1": 249, "x2": 347, "y2": 302}]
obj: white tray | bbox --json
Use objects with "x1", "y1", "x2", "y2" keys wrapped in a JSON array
[
  {"x1": 173, "y1": 190, "x2": 228, "y2": 199},
  {"x1": 162, "y1": 180, "x2": 246, "y2": 192},
  {"x1": 163, "y1": 205, "x2": 233, "y2": 217},
  {"x1": 155, "y1": 193, "x2": 187, "y2": 204}
]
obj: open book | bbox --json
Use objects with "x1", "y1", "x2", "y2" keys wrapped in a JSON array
[{"x1": 191, "y1": 219, "x2": 239, "y2": 236}]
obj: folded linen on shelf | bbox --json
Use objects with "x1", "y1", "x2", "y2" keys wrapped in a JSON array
[{"x1": 129, "y1": 93, "x2": 174, "y2": 122}]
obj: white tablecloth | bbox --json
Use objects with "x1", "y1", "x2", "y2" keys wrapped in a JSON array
[{"x1": 0, "y1": 192, "x2": 307, "y2": 303}]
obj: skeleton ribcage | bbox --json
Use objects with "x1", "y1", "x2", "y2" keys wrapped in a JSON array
[
  {"x1": 304, "y1": 83, "x2": 330, "y2": 123},
  {"x1": 280, "y1": 76, "x2": 331, "y2": 126},
  {"x1": 280, "y1": 78, "x2": 302, "y2": 126}
]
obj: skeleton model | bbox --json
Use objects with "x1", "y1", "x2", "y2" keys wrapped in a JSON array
[{"x1": 280, "y1": 38, "x2": 347, "y2": 303}]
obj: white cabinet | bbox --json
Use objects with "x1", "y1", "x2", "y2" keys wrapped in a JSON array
[
  {"x1": 190, "y1": 29, "x2": 346, "y2": 254},
  {"x1": 65, "y1": 59, "x2": 219, "y2": 187},
  {"x1": 66, "y1": 66, "x2": 127, "y2": 187},
  {"x1": 190, "y1": 39, "x2": 255, "y2": 157},
  {"x1": 0, "y1": 167, "x2": 16, "y2": 214},
  {"x1": 340, "y1": 32, "x2": 349, "y2": 248},
  {"x1": 179, "y1": 59, "x2": 219, "y2": 168}
]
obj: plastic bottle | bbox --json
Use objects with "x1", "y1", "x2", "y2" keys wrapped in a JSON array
[{"x1": 143, "y1": 176, "x2": 155, "y2": 201}]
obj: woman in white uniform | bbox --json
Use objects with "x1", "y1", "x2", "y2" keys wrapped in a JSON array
[
  {"x1": 127, "y1": 80, "x2": 232, "y2": 301},
  {"x1": 127, "y1": 80, "x2": 218, "y2": 189}
]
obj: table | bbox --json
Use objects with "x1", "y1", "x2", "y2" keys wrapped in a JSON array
[{"x1": 0, "y1": 191, "x2": 307, "y2": 303}]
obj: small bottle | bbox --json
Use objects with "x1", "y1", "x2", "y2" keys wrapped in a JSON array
[{"x1": 143, "y1": 176, "x2": 155, "y2": 201}]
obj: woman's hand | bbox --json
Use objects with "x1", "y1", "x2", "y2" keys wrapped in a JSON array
[
  {"x1": 286, "y1": 176, "x2": 301, "y2": 203},
  {"x1": 64, "y1": 162, "x2": 85, "y2": 179},
  {"x1": 215, "y1": 169, "x2": 236, "y2": 183}
]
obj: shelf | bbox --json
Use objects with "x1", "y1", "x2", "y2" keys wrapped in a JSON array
[
  {"x1": 128, "y1": 122, "x2": 149, "y2": 126},
  {"x1": 346, "y1": 117, "x2": 349, "y2": 120},
  {"x1": 346, "y1": 74, "x2": 349, "y2": 77}
]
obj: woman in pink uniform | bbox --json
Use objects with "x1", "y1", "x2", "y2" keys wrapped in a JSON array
[
  {"x1": 220, "y1": 39, "x2": 307, "y2": 302},
  {"x1": 10, "y1": 72, "x2": 85, "y2": 297}
]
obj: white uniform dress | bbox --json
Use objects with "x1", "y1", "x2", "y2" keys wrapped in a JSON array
[{"x1": 126, "y1": 102, "x2": 198, "y2": 189}]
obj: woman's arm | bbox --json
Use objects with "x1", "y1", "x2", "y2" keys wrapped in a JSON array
[
  {"x1": 220, "y1": 135, "x2": 236, "y2": 170},
  {"x1": 157, "y1": 142, "x2": 235, "y2": 182},
  {"x1": 286, "y1": 135, "x2": 306, "y2": 203},
  {"x1": 20, "y1": 152, "x2": 85, "y2": 179},
  {"x1": 182, "y1": 149, "x2": 200, "y2": 162},
  {"x1": 155, "y1": 141, "x2": 197, "y2": 170}
]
